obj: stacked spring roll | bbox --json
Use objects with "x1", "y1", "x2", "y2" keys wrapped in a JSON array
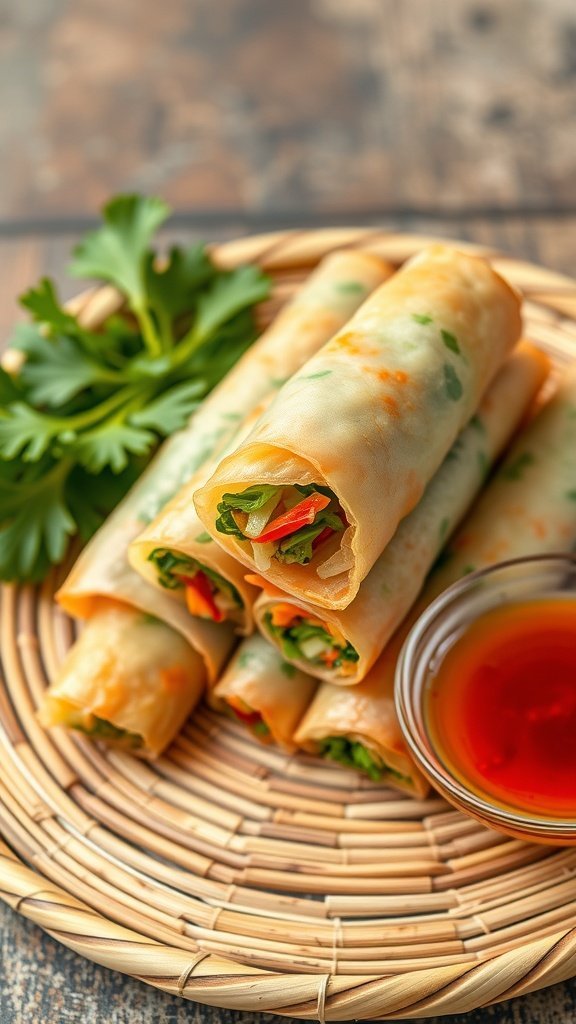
[
  {"x1": 295, "y1": 366, "x2": 576, "y2": 790},
  {"x1": 39, "y1": 604, "x2": 205, "y2": 757},
  {"x1": 252, "y1": 343, "x2": 549, "y2": 683},
  {"x1": 40, "y1": 251, "x2": 392, "y2": 751},
  {"x1": 127, "y1": 250, "x2": 392, "y2": 635},
  {"x1": 194, "y1": 246, "x2": 523, "y2": 610},
  {"x1": 210, "y1": 633, "x2": 317, "y2": 752}
]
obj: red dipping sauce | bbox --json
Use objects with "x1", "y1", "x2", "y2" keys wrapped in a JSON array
[{"x1": 426, "y1": 597, "x2": 576, "y2": 818}]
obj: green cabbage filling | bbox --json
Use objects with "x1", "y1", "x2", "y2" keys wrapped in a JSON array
[
  {"x1": 319, "y1": 736, "x2": 411, "y2": 785},
  {"x1": 264, "y1": 611, "x2": 359, "y2": 669},
  {"x1": 215, "y1": 484, "x2": 344, "y2": 565},
  {"x1": 72, "y1": 716, "x2": 143, "y2": 750}
]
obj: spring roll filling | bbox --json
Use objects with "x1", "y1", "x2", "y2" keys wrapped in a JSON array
[
  {"x1": 45, "y1": 700, "x2": 143, "y2": 750},
  {"x1": 148, "y1": 548, "x2": 243, "y2": 623},
  {"x1": 319, "y1": 736, "x2": 412, "y2": 785},
  {"x1": 215, "y1": 484, "x2": 345, "y2": 569},
  {"x1": 225, "y1": 695, "x2": 271, "y2": 738},
  {"x1": 263, "y1": 607, "x2": 359, "y2": 675}
]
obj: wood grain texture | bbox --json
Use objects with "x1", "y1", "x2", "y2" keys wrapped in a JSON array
[{"x1": 0, "y1": 0, "x2": 575, "y2": 222}]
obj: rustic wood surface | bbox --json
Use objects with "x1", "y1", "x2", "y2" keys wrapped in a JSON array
[{"x1": 1, "y1": 0, "x2": 576, "y2": 1021}]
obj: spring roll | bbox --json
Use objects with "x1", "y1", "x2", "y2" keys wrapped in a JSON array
[
  {"x1": 195, "y1": 246, "x2": 522, "y2": 610},
  {"x1": 123, "y1": 250, "x2": 393, "y2": 632},
  {"x1": 210, "y1": 634, "x2": 317, "y2": 752},
  {"x1": 295, "y1": 365, "x2": 576, "y2": 791},
  {"x1": 39, "y1": 605, "x2": 205, "y2": 757},
  {"x1": 57, "y1": 250, "x2": 391, "y2": 667},
  {"x1": 252, "y1": 344, "x2": 550, "y2": 682}
]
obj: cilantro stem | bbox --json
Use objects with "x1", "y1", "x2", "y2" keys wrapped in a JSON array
[
  {"x1": 42, "y1": 385, "x2": 141, "y2": 434},
  {"x1": 133, "y1": 303, "x2": 162, "y2": 358},
  {"x1": 168, "y1": 323, "x2": 209, "y2": 369}
]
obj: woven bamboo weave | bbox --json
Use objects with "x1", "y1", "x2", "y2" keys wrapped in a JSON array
[{"x1": 1, "y1": 230, "x2": 576, "y2": 1020}]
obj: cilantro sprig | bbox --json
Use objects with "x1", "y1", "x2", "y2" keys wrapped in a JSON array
[{"x1": 0, "y1": 195, "x2": 269, "y2": 582}]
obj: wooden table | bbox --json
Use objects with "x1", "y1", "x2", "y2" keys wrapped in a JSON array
[{"x1": 1, "y1": 1, "x2": 576, "y2": 1021}]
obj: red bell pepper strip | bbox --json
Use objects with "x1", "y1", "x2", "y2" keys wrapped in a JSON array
[
  {"x1": 229, "y1": 702, "x2": 263, "y2": 726},
  {"x1": 252, "y1": 493, "x2": 331, "y2": 544},
  {"x1": 183, "y1": 571, "x2": 224, "y2": 622}
]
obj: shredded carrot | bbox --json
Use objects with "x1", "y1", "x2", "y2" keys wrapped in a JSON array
[{"x1": 270, "y1": 603, "x2": 301, "y2": 628}]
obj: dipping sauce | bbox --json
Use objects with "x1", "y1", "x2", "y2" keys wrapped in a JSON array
[{"x1": 426, "y1": 597, "x2": 576, "y2": 818}]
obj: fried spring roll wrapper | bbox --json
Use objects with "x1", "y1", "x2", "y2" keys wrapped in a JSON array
[
  {"x1": 58, "y1": 250, "x2": 391, "y2": 675},
  {"x1": 39, "y1": 605, "x2": 205, "y2": 757},
  {"x1": 296, "y1": 364, "x2": 576, "y2": 794},
  {"x1": 210, "y1": 634, "x2": 317, "y2": 752},
  {"x1": 254, "y1": 343, "x2": 549, "y2": 682},
  {"x1": 195, "y1": 246, "x2": 522, "y2": 610}
]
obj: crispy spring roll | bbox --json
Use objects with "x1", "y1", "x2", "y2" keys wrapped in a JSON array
[
  {"x1": 39, "y1": 605, "x2": 205, "y2": 757},
  {"x1": 295, "y1": 365, "x2": 576, "y2": 792},
  {"x1": 125, "y1": 251, "x2": 393, "y2": 633},
  {"x1": 253, "y1": 343, "x2": 549, "y2": 682},
  {"x1": 195, "y1": 246, "x2": 522, "y2": 610},
  {"x1": 210, "y1": 634, "x2": 317, "y2": 752}
]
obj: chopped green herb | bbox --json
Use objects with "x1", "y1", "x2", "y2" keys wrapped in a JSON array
[
  {"x1": 566, "y1": 490, "x2": 576, "y2": 502},
  {"x1": 411, "y1": 314, "x2": 433, "y2": 325},
  {"x1": 443, "y1": 363, "x2": 463, "y2": 401},
  {"x1": 237, "y1": 650, "x2": 257, "y2": 669},
  {"x1": 469, "y1": 414, "x2": 485, "y2": 433},
  {"x1": 280, "y1": 661, "x2": 297, "y2": 679},
  {"x1": 502, "y1": 452, "x2": 535, "y2": 481},
  {"x1": 303, "y1": 370, "x2": 332, "y2": 380},
  {"x1": 441, "y1": 329, "x2": 461, "y2": 354},
  {"x1": 195, "y1": 532, "x2": 213, "y2": 544},
  {"x1": 461, "y1": 564, "x2": 476, "y2": 576},
  {"x1": 477, "y1": 451, "x2": 489, "y2": 478},
  {"x1": 336, "y1": 281, "x2": 366, "y2": 295},
  {"x1": 438, "y1": 517, "x2": 450, "y2": 543}
]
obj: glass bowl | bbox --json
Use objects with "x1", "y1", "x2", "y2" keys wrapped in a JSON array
[{"x1": 395, "y1": 554, "x2": 576, "y2": 845}]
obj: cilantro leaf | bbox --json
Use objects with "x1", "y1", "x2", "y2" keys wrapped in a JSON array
[
  {"x1": 70, "y1": 195, "x2": 170, "y2": 358},
  {"x1": 0, "y1": 404, "x2": 58, "y2": 461},
  {"x1": 0, "y1": 459, "x2": 75, "y2": 581},
  {"x1": 0, "y1": 366, "x2": 22, "y2": 404},
  {"x1": 181, "y1": 265, "x2": 271, "y2": 355},
  {"x1": 144, "y1": 244, "x2": 215, "y2": 321},
  {"x1": 130, "y1": 379, "x2": 205, "y2": 434},
  {"x1": 19, "y1": 335, "x2": 119, "y2": 406},
  {"x1": 70, "y1": 195, "x2": 169, "y2": 306},
  {"x1": 71, "y1": 419, "x2": 156, "y2": 473},
  {"x1": 20, "y1": 278, "x2": 84, "y2": 338}
]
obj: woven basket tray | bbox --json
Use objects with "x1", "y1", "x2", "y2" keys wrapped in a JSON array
[{"x1": 2, "y1": 229, "x2": 576, "y2": 1021}]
